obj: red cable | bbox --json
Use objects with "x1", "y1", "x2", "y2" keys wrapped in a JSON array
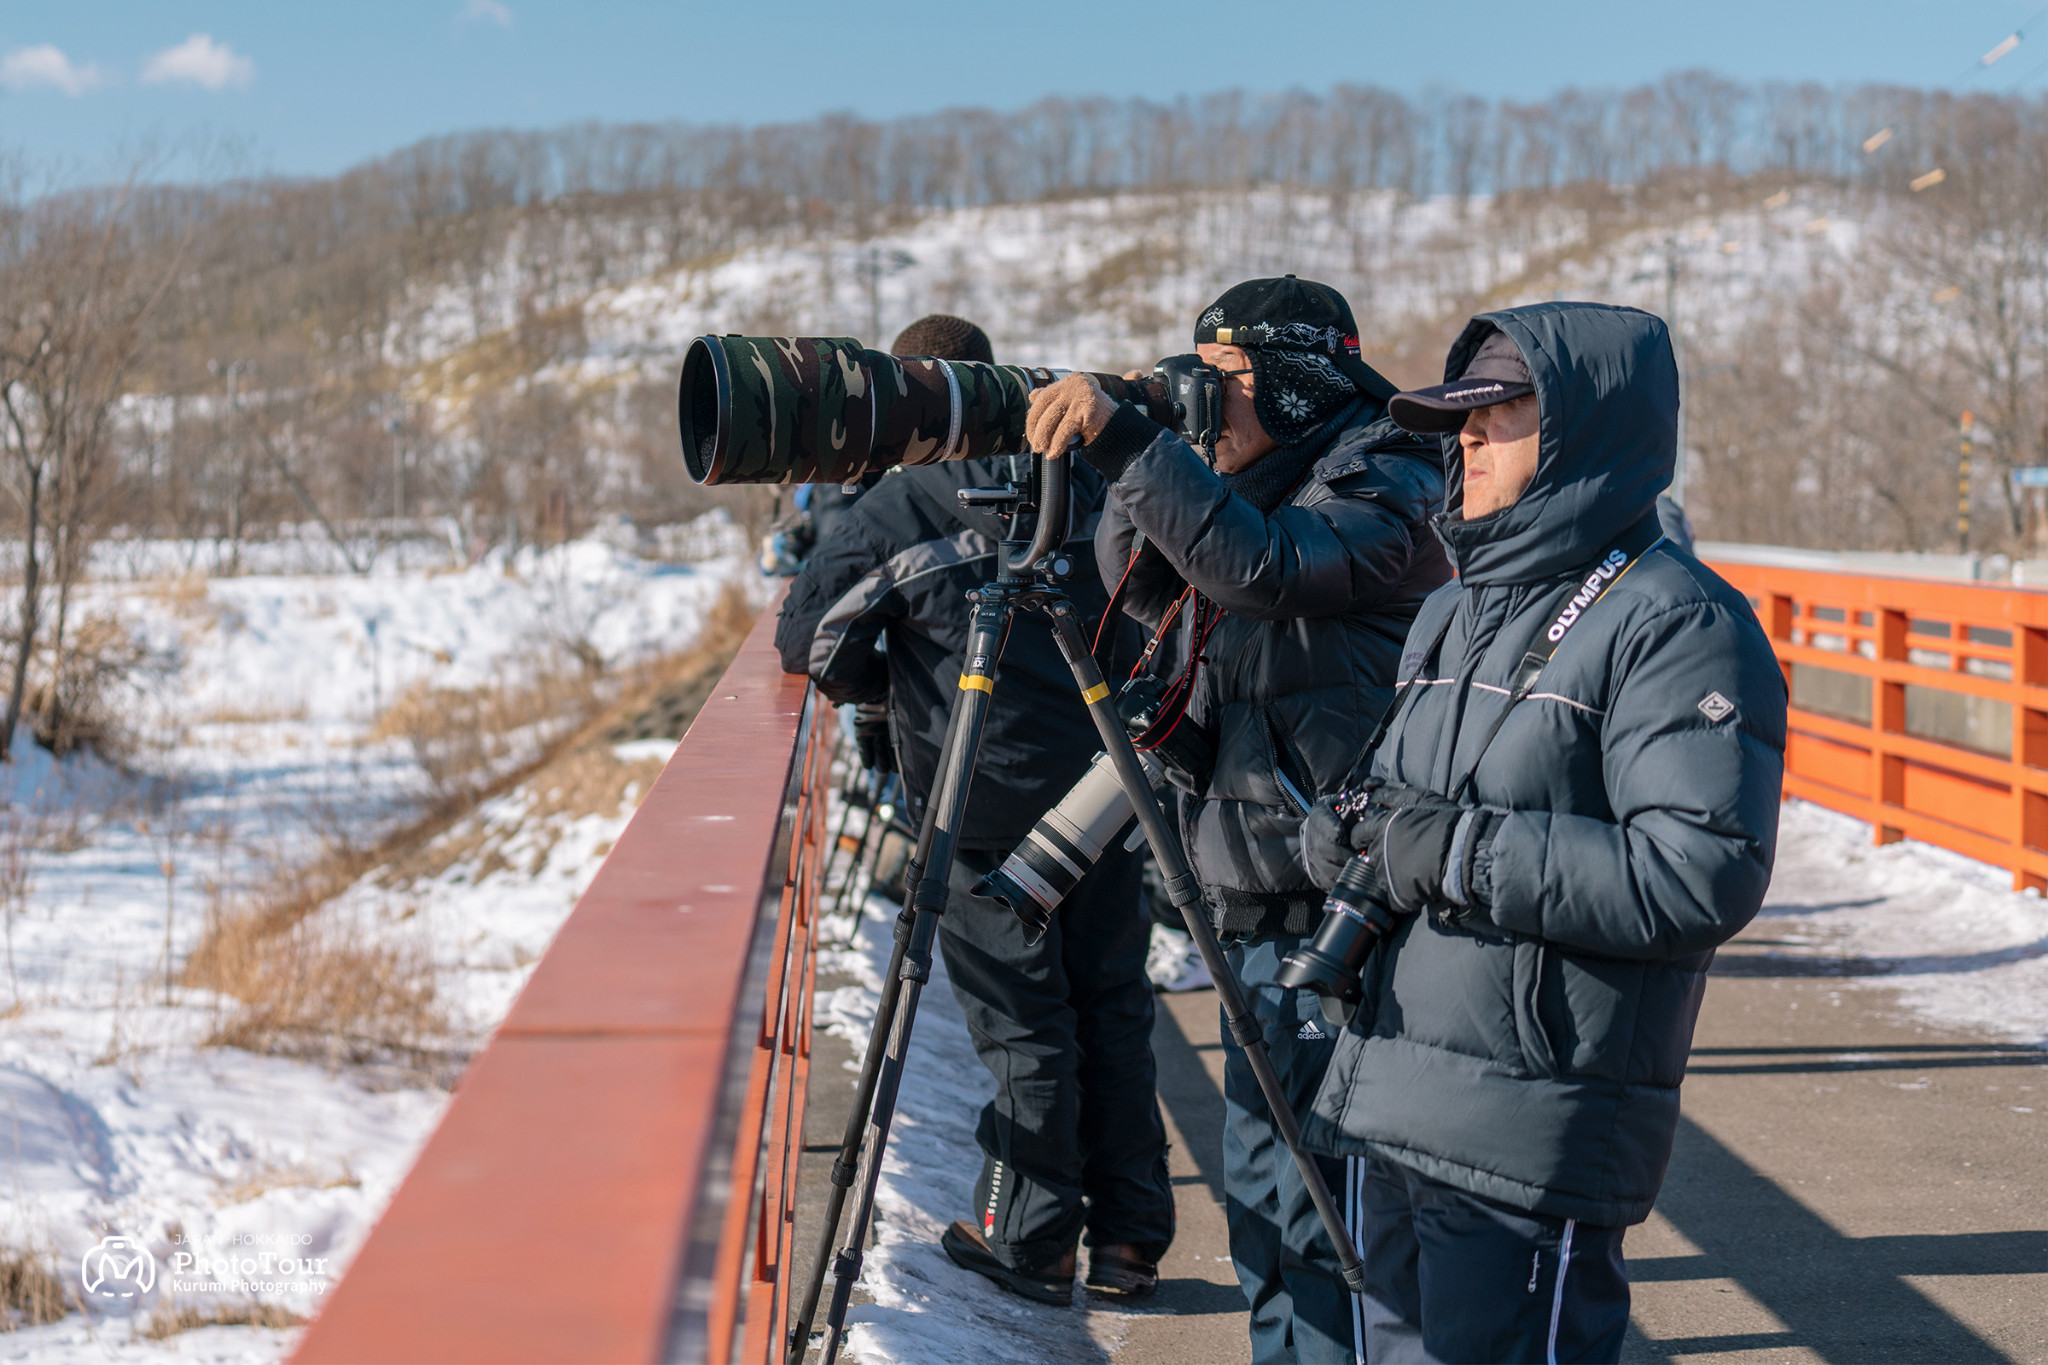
[{"x1": 1093, "y1": 548, "x2": 1142, "y2": 658}]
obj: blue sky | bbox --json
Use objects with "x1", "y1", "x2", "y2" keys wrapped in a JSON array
[{"x1": 2, "y1": 1, "x2": 2045, "y2": 183}]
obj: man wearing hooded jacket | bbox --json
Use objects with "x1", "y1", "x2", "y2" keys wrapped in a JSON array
[
  {"x1": 1026, "y1": 277, "x2": 1450, "y2": 1363},
  {"x1": 1296, "y1": 301, "x2": 1787, "y2": 1363}
]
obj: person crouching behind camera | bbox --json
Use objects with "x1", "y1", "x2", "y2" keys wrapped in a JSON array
[
  {"x1": 1295, "y1": 303, "x2": 1787, "y2": 1364},
  {"x1": 776, "y1": 314, "x2": 1174, "y2": 1305},
  {"x1": 1027, "y1": 278, "x2": 1450, "y2": 1363}
]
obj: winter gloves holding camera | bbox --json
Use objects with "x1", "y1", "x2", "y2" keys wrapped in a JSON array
[
  {"x1": 1025, "y1": 373, "x2": 1117, "y2": 456},
  {"x1": 1301, "y1": 783, "x2": 1502, "y2": 917}
]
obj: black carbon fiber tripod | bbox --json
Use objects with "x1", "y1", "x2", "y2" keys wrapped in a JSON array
[{"x1": 788, "y1": 451, "x2": 1363, "y2": 1364}]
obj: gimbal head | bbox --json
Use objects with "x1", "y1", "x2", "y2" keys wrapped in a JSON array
[{"x1": 957, "y1": 447, "x2": 1073, "y2": 580}]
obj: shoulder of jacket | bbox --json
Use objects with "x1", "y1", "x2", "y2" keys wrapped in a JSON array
[
  {"x1": 1605, "y1": 546, "x2": 1770, "y2": 642},
  {"x1": 1307, "y1": 424, "x2": 1441, "y2": 502},
  {"x1": 1393, "y1": 580, "x2": 1464, "y2": 676}
]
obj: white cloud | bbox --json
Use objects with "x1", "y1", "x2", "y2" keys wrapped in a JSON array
[
  {"x1": 0, "y1": 44, "x2": 104, "y2": 96},
  {"x1": 459, "y1": 0, "x2": 514, "y2": 25},
  {"x1": 140, "y1": 33, "x2": 254, "y2": 90}
]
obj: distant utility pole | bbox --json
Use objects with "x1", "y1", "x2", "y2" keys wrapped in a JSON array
[
  {"x1": 388, "y1": 412, "x2": 405, "y2": 523},
  {"x1": 1665, "y1": 239, "x2": 1688, "y2": 505},
  {"x1": 1959, "y1": 411, "x2": 1974, "y2": 554}
]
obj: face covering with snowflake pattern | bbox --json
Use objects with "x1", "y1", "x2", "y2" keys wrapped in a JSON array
[{"x1": 1244, "y1": 347, "x2": 1359, "y2": 447}]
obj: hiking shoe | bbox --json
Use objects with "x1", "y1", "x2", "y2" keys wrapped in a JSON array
[
  {"x1": 940, "y1": 1220, "x2": 1075, "y2": 1305},
  {"x1": 1145, "y1": 923, "x2": 1212, "y2": 993},
  {"x1": 1084, "y1": 1245, "x2": 1159, "y2": 1299}
]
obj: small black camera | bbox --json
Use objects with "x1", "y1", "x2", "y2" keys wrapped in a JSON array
[
  {"x1": 1153, "y1": 354, "x2": 1225, "y2": 463},
  {"x1": 1117, "y1": 673, "x2": 1215, "y2": 785}
]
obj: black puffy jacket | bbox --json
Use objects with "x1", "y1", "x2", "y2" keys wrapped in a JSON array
[
  {"x1": 1087, "y1": 398, "x2": 1450, "y2": 940},
  {"x1": 775, "y1": 457, "x2": 1124, "y2": 850},
  {"x1": 1303, "y1": 303, "x2": 1788, "y2": 1226}
]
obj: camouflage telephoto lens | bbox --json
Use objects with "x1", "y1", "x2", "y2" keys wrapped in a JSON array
[{"x1": 677, "y1": 334, "x2": 1171, "y2": 485}]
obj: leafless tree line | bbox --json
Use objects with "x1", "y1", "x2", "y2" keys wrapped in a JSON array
[
  {"x1": 1683, "y1": 111, "x2": 2048, "y2": 556},
  {"x1": 0, "y1": 68, "x2": 2046, "y2": 759}
]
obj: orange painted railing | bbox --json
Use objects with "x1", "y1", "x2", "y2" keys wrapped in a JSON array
[
  {"x1": 1710, "y1": 560, "x2": 2048, "y2": 892},
  {"x1": 294, "y1": 601, "x2": 832, "y2": 1364}
]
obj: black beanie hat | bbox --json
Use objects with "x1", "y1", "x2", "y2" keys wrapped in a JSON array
[
  {"x1": 1193, "y1": 276, "x2": 1397, "y2": 446},
  {"x1": 891, "y1": 313, "x2": 995, "y2": 364}
]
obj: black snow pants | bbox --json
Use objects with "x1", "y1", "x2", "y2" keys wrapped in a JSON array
[
  {"x1": 1359, "y1": 1156, "x2": 1630, "y2": 1364},
  {"x1": 936, "y1": 843, "x2": 1175, "y2": 1270}
]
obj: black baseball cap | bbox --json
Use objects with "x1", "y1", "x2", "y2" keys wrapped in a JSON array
[
  {"x1": 1388, "y1": 331, "x2": 1536, "y2": 434},
  {"x1": 1193, "y1": 275, "x2": 1398, "y2": 403}
]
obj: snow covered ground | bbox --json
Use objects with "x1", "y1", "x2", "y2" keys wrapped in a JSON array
[
  {"x1": 0, "y1": 520, "x2": 749, "y2": 1361},
  {"x1": 810, "y1": 795, "x2": 2048, "y2": 1362},
  {"x1": 1753, "y1": 800, "x2": 2048, "y2": 1048},
  {"x1": 811, "y1": 892, "x2": 1134, "y2": 1364}
]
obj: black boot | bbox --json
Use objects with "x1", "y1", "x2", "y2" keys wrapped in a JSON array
[
  {"x1": 939, "y1": 1220, "x2": 1076, "y2": 1306},
  {"x1": 1084, "y1": 1244, "x2": 1159, "y2": 1299}
]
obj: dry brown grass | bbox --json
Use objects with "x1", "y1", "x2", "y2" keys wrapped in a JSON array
[
  {"x1": 0, "y1": 1245, "x2": 70, "y2": 1332},
  {"x1": 28, "y1": 612, "x2": 173, "y2": 761},
  {"x1": 139, "y1": 1301, "x2": 306, "y2": 1340},
  {"x1": 141, "y1": 572, "x2": 215, "y2": 619},
  {"x1": 214, "y1": 1158, "x2": 360, "y2": 1207},
  {"x1": 369, "y1": 667, "x2": 603, "y2": 805},
  {"x1": 181, "y1": 583, "x2": 758, "y2": 1071},
  {"x1": 186, "y1": 913, "x2": 445, "y2": 1069}
]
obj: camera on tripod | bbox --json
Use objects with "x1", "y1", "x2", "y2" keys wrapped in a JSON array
[
  {"x1": 675, "y1": 332, "x2": 1229, "y2": 483},
  {"x1": 973, "y1": 674, "x2": 1215, "y2": 943}
]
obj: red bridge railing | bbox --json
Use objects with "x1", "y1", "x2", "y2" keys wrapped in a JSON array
[
  {"x1": 294, "y1": 601, "x2": 832, "y2": 1364},
  {"x1": 289, "y1": 557, "x2": 2048, "y2": 1363},
  {"x1": 1710, "y1": 560, "x2": 2048, "y2": 892}
]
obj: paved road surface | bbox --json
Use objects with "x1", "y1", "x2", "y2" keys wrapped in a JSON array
[{"x1": 799, "y1": 916, "x2": 2048, "y2": 1363}]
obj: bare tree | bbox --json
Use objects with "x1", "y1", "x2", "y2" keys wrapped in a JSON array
[{"x1": 0, "y1": 172, "x2": 185, "y2": 760}]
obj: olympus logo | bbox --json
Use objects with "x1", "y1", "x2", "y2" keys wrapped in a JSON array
[{"x1": 1545, "y1": 549, "x2": 1630, "y2": 643}]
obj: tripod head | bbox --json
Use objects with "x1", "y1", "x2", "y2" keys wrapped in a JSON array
[{"x1": 957, "y1": 448, "x2": 1074, "y2": 582}]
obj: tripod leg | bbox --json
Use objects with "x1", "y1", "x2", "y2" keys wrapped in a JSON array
[
  {"x1": 818, "y1": 736, "x2": 865, "y2": 908},
  {"x1": 788, "y1": 732, "x2": 961, "y2": 1360},
  {"x1": 840, "y1": 786, "x2": 897, "y2": 945},
  {"x1": 1042, "y1": 602, "x2": 1369, "y2": 1296},
  {"x1": 812, "y1": 597, "x2": 1008, "y2": 1365}
]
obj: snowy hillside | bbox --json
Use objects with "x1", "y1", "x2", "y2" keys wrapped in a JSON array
[
  {"x1": 388, "y1": 184, "x2": 1874, "y2": 391},
  {"x1": 0, "y1": 520, "x2": 752, "y2": 1361}
]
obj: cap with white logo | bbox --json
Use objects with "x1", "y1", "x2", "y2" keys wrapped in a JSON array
[{"x1": 1388, "y1": 330, "x2": 1537, "y2": 434}]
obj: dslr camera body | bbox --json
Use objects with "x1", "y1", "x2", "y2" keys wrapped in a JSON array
[{"x1": 1151, "y1": 354, "x2": 1226, "y2": 464}]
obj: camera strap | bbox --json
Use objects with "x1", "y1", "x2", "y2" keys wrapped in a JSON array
[
  {"x1": 1339, "y1": 514, "x2": 1665, "y2": 803},
  {"x1": 1446, "y1": 520, "x2": 1666, "y2": 803}
]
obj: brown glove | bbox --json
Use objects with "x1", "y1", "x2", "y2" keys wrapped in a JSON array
[{"x1": 1025, "y1": 373, "x2": 1116, "y2": 456}]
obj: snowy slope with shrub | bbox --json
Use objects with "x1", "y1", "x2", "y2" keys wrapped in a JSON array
[{"x1": 0, "y1": 521, "x2": 750, "y2": 1361}]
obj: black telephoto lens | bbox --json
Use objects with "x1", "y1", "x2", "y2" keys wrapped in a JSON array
[{"x1": 1275, "y1": 853, "x2": 1397, "y2": 1025}]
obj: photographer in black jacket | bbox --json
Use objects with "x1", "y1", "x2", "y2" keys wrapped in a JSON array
[
  {"x1": 1299, "y1": 304, "x2": 1787, "y2": 1363},
  {"x1": 1027, "y1": 279, "x2": 1449, "y2": 1363},
  {"x1": 776, "y1": 314, "x2": 1172, "y2": 1305}
]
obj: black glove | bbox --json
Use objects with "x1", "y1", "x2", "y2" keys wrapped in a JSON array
[
  {"x1": 1347, "y1": 782, "x2": 1501, "y2": 914},
  {"x1": 1301, "y1": 791, "x2": 1369, "y2": 888},
  {"x1": 853, "y1": 705, "x2": 894, "y2": 775}
]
